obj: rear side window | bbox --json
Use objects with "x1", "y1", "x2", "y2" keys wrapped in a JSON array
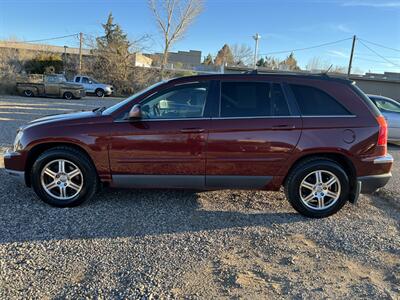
[
  {"x1": 220, "y1": 82, "x2": 290, "y2": 117},
  {"x1": 290, "y1": 84, "x2": 351, "y2": 116}
]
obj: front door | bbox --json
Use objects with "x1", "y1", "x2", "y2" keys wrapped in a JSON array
[
  {"x1": 108, "y1": 81, "x2": 212, "y2": 188},
  {"x1": 206, "y1": 80, "x2": 302, "y2": 189}
]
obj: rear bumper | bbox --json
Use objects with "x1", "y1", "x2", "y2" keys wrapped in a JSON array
[{"x1": 358, "y1": 172, "x2": 392, "y2": 194}]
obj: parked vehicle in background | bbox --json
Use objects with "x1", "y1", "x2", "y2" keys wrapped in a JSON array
[
  {"x1": 73, "y1": 75, "x2": 113, "y2": 97},
  {"x1": 368, "y1": 94, "x2": 400, "y2": 144},
  {"x1": 17, "y1": 74, "x2": 86, "y2": 100},
  {"x1": 5, "y1": 73, "x2": 393, "y2": 218}
]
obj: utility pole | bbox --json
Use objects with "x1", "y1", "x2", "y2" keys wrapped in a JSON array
[
  {"x1": 347, "y1": 35, "x2": 356, "y2": 77},
  {"x1": 79, "y1": 32, "x2": 83, "y2": 74},
  {"x1": 63, "y1": 46, "x2": 68, "y2": 75},
  {"x1": 253, "y1": 33, "x2": 261, "y2": 69}
]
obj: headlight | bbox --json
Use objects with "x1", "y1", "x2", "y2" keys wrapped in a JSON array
[{"x1": 13, "y1": 130, "x2": 24, "y2": 152}]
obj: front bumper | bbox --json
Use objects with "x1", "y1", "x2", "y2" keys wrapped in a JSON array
[
  {"x1": 358, "y1": 173, "x2": 392, "y2": 194},
  {"x1": 3, "y1": 149, "x2": 26, "y2": 185}
]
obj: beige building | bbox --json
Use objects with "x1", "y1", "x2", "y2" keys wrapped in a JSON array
[
  {"x1": 132, "y1": 53, "x2": 152, "y2": 67},
  {"x1": 0, "y1": 41, "x2": 91, "y2": 56}
]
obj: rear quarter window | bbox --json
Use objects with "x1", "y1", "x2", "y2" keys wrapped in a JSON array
[{"x1": 290, "y1": 84, "x2": 351, "y2": 116}]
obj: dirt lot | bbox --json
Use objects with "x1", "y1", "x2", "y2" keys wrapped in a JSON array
[{"x1": 0, "y1": 95, "x2": 399, "y2": 299}]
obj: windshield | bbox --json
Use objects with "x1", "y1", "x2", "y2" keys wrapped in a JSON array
[
  {"x1": 102, "y1": 81, "x2": 166, "y2": 115},
  {"x1": 370, "y1": 96, "x2": 400, "y2": 113},
  {"x1": 89, "y1": 78, "x2": 98, "y2": 84}
]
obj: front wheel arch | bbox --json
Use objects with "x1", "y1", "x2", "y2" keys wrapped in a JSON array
[{"x1": 24, "y1": 142, "x2": 98, "y2": 187}]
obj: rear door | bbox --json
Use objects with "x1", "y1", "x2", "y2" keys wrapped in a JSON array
[{"x1": 206, "y1": 80, "x2": 302, "y2": 189}]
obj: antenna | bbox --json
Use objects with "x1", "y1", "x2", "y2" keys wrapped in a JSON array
[{"x1": 322, "y1": 64, "x2": 333, "y2": 75}]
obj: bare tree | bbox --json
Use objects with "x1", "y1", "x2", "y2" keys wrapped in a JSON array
[
  {"x1": 230, "y1": 43, "x2": 253, "y2": 66},
  {"x1": 148, "y1": 0, "x2": 203, "y2": 77}
]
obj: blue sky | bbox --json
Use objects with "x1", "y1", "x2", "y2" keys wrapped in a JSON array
[{"x1": 0, "y1": 0, "x2": 399, "y2": 73}]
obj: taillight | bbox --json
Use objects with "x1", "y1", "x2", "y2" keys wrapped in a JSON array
[{"x1": 376, "y1": 115, "x2": 388, "y2": 153}]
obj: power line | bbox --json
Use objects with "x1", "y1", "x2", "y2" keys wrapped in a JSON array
[
  {"x1": 359, "y1": 38, "x2": 400, "y2": 53},
  {"x1": 1, "y1": 34, "x2": 79, "y2": 44},
  {"x1": 358, "y1": 40, "x2": 400, "y2": 68},
  {"x1": 258, "y1": 37, "x2": 352, "y2": 56}
]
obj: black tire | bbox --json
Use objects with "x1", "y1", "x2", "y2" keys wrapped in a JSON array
[
  {"x1": 63, "y1": 92, "x2": 73, "y2": 100},
  {"x1": 284, "y1": 158, "x2": 350, "y2": 218},
  {"x1": 95, "y1": 88, "x2": 105, "y2": 97},
  {"x1": 24, "y1": 90, "x2": 34, "y2": 97},
  {"x1": 31, "y1": 147, "x2": 98, "y2": 207}
]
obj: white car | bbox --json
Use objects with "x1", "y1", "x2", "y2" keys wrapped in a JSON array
[
  {"x1": 368, "y1": 94, "x2": 400, "y2": 144},
  {"x1": 73, "y1": 75, "x2": 113, "y2": 97}
]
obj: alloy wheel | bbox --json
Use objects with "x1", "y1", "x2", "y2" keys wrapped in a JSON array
[
  {"x1": 299, "y1": 170, "x2": 341, "y2": 210},
  {"x1": 40, "y1": 159, "x2": 83, "y2": 200}
]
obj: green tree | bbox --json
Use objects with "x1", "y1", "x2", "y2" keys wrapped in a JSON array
[
  {"x1": 203, "y1": 54, "x2": 213, "y2": 65},
  {"x1": 214, "y1": 44, "x2": 234, "y2": 66},
  {"x1": 94, "y1": 13, "x2": 132, "y2": 92},
  {"x1": 279, "y1": 52, "x2": 300, "y2": 71},
  {"x1": 24, "y1": 52, "x2": 63, "y2": 74}
]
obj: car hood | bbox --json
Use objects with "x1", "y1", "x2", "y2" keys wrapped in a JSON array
[{"x1": 22, "y1": 110, "x2": 101, "y2": 130}]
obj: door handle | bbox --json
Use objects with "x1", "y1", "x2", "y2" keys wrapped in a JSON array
[
  {"x1": 271, "y1": 124, "x2": 296, "y2": 130},
  {"x1": 180, "y1": 128, "x2": 205, "y2": 133}
]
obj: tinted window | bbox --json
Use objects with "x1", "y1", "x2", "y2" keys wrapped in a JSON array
[
  {"x1": 290, "y1": 84, "x2": 351, "y2": 116},
  {"x1": 75, "y1": 76, "x2": 81, "y2": 83},
  {"x1": 141, "y1": 83, "x2": 208, "y2": 119},
  {"x1": 82, "y1": 77, "x2": 89, "y2": 84},
  {"x1": 220, "y1": 82, "x2": 290, "y2": 117}
]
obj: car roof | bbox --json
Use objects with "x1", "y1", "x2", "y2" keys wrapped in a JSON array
[{"x1": 167, "y1": 72, "x2": 353, "y2": 85}]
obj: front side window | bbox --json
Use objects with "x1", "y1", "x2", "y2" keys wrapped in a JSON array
[
  {"x1": 373, "y1": 98, "x2": 400, "y2": 113},
  {"x1": 141, "y1": 83, "x2": 208, "y2": 119},
  {"x1": 290, "y1": 84, "x2": 351, "y2": 116},
  {"x1": 220, "y1": 82, "x2": 290, "y2": 117},
  {"x1": 82, "y1": 77, "x2": 89, "y2": 84}
]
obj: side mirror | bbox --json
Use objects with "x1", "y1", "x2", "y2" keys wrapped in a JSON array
[
  {"x1": 88, "y1": 81, "x2": 92, "y2": 84},
  {"x1": 128, "y1": 104, "x2": 142, "y2": 120}
]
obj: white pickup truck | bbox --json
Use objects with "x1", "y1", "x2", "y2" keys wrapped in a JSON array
[{"x1": 73, "y1": 75, "x2": 113, "y2": 97}]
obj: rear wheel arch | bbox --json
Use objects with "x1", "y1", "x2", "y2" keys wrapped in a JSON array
[
  {"x1": 24, "y1": 142, "x2": 98, "y2": 186},
  {"x1": 284, "y1": 152, "x2": 356, "y2": 187}
]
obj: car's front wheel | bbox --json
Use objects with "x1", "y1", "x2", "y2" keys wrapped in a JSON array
[
  {"x1": 31, "y1": 147, "x2": 98, "y2": 207},
  {"x1": 95, "y1": 88, "x2": 105, "y2": 97},
  {"x1": 63, "y1": 92, "x2": 73, "y2": 100},
  {"x1": 284, "y1": 158, "x2": 350, "y2": 218},
  {"x1": 24, "y1": 90, "x2": 34, "y2": 97}
]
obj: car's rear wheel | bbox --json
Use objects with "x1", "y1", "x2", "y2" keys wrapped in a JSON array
[
  {"x1": 24, "y1": 90, "x2": 34, "y2": 97},
  {"x1": 284, "y1": 158, "x2": 349, "y2": 218},
  {"x1": 63, "y1": 92, "x2": 73, "y2": 100},
  {"x1": 95, "y1": 88, "x2": 105, "y2": 97},
  {"x1": 31, "y1": 147, "x2": 98, "y2": 207}
]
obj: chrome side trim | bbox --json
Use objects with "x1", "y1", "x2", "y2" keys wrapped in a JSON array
[
  {"x1": 373, "y1": 154, "x2": 394, "y2": 164},
  {"x1": 114, "y1": 117, "x2": 210, "y2": 123},
  {"x1": 212, "y1": 116, "x2": 300, "y2": 120},
  {"x1": 5, "y1": 169, "x2": 25, "y2": 184},
  {"x1": 302, "y1": 115, "x2": 356, "y2": 118}
]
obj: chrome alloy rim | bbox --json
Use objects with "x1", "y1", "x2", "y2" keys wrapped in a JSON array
[
  {"x1": 40, "y1": 159, "x2": 83, "y2": 200},
  {"x1": 299, "y1": 170, "x2": 341, "y2": 210}
]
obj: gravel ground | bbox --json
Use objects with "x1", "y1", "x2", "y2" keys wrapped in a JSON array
[{"x1": 0, "y1": 95, "x2": 399, "y2": 299}]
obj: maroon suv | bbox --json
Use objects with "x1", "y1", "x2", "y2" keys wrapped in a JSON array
[{"x1": 4, "y1": 73, "x2": 393, "y2": 218}]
